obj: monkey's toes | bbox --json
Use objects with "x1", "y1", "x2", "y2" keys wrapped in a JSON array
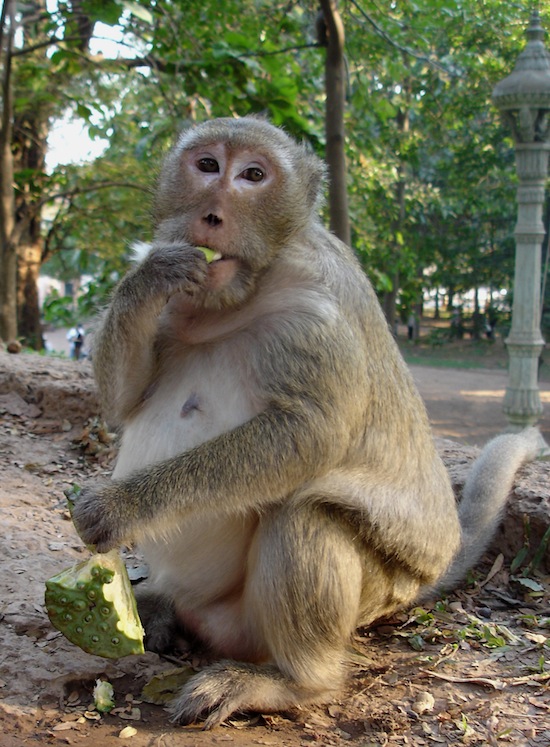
[{"x1": 167, "y1": 665, "x2": 243, "y2": 728}]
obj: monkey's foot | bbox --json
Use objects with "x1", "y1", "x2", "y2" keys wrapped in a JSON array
[
  {"x1": 167, "y1": 660, "x2": 302, "y2": 729},
  {"x1": 134, "y1": 587, "x2": 177, "y2": 654}
]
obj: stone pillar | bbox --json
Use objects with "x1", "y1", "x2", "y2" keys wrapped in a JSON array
[{"x1": 492, "y1": 11, "x2": 550, "y2": 450}]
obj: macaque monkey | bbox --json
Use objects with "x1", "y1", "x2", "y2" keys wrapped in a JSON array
[{"x1": 71, "y1": 117, "x2": 541, "y2": 728}]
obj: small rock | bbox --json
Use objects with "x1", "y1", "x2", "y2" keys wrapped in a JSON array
[
  {"x1": 6, "y1": 340, "x2": 22, "y2": 354},
  {"x1": 411, "y1": 691, "x2": 435, "y2": 715}
]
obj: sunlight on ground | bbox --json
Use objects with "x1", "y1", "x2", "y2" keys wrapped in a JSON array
[{"x1": 461, "y1": 389, "x2": 550, "y2": 402}]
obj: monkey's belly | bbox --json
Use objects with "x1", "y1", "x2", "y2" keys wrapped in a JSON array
[
  {"x1": 113, "y1": 348, "x2": 260, "y2": 476},
  {"x1": 112, "y1": 350, "x2": 264, "y2": 658}
]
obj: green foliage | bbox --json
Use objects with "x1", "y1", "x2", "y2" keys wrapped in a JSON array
[
  {"x1": 42, "y1": 292, "x2": 76, "y2": 328},
  {"x1": 7, "y1": 0, "x2": 543, "y2": 323},
  {"x1": 404, "y1": 605, "x2": 514, "y2": 651},
  {"x1": 342, "y1": 0, "x2": 528, "y2": 314}
]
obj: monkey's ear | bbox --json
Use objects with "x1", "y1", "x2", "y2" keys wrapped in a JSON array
[{"x1": 303, "y1": 152, "x2": 328, "y2": 211}]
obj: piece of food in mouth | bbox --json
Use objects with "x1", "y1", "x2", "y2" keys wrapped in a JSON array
[
  {"x1": 45, "y1": 549, "x2": 145, "y2": 659},
  {"x1": 196, "y1": 246, "x2": 222, "y2": 263}
]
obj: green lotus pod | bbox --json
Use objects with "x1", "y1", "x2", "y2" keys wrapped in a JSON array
[
  {"x1": 45, "y1": 549, "x2": 145, "y2": 659},
  {"x1": 196, "y1": 246, "x2": 221, "y2": 263}
]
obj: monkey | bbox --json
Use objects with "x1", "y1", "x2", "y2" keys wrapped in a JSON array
[{"x1": 70, "y1": 116, "x2": 541, "y2": 729}]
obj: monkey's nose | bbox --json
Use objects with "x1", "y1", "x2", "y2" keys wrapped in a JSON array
[{"x1": 205, "y1": 213, "x2": 222, "y2": 227}]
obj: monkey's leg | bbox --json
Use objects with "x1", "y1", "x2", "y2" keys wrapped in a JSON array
[{"x1": 167, "y1": 503, "x2": 364, "y2": 728}]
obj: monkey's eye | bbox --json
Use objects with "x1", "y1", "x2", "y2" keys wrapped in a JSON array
[
  {"x1": 241, "y1": 167, "x2": 265, "y2": 182},
  {"x1": 197, "y1": 158, "x2": 219, "y2": 173}
]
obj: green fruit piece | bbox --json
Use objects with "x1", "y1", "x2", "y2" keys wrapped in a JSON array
[
  {"x1": 93, "y1": 679, "x2": 115, "y2": 712},
  {"x1": 45, "y1": 549, "x2": 145, "y2": 659},
  {"x1": 196, "y1": 246, "x2": 221, "y2": 263}
]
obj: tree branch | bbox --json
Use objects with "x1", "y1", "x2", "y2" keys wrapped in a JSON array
[
  {"x1": 319, "y1": 0, "x2": 351, "y2": 246},
  {"x1": 39, "y1": 180, "x2": 150, "y2": 209},
  {"x1": 11, "y1": 35, "x2": 86, "y2": 56},
  {"x1": 348, "y1": 0, "x2": 453, "y2": 76}
]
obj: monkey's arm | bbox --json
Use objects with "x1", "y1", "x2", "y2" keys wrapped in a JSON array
[
  {"x1": 92, "y1": 245, "x2": 207, "y2": 423},
  {"x1": 73, "y1": 323, "x2": 356, "y2": 551},
  {"x1": 73, "y1": 407, "x2": 333, "y2": 551}
]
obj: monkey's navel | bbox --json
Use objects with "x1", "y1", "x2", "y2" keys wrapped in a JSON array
[{"x1": 181, "y1": 392, "x2": 201, "y2": 417}]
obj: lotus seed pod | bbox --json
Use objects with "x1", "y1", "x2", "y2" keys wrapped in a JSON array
[
  {"x1": 45, "y1": 549, "x2": 144, "y2": 659},
  {"x1": 196, "y1": 246, "x2": 221, "y2": 263}
]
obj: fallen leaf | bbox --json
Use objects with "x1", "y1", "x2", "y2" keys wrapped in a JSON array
[
  {"x1": 480, "y1": 553, "x2": 504, "y2": 587},
  {"x1": 142, "y1": 667, "x2": 195, "y2": 704},
  {"x1": 118, "y1": 725, "x2": 138, "y2": 739},
  {"x1": 115, "y1": 707, "x2": 141, "y2": 721}
]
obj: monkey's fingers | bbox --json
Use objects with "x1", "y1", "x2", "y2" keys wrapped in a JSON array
[{"x1": 70, "y1": 485, "x2": 128, "y2": 553}]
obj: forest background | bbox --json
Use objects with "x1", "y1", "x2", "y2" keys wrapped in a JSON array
[{"x1": 0, "y1": 0, "x2": 547, "y2": 353}]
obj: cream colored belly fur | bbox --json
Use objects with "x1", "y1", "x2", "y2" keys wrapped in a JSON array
[{"x1": 112, "y1": 347, "x2": 264, "y2": 657}]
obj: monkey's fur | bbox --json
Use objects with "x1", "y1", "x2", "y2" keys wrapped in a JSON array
[{"x1": 72, "y1": 117, "x2": 541, "y2": 728}]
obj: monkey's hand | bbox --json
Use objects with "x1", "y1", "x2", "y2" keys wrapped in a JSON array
[
  {"x1": 71, "y1": 483, "x2": 137, "y2": 553},
  {"x1": 138, "y1": 243, "x2": 209, "y2": 302}
]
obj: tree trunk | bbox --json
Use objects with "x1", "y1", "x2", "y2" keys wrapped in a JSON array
[
  {"x1": 11, "y1": 0, "x2": 54, "y2": 350},
  {"x1": 17, "y1": 239, "x2": 43, "y2": 349},
  {"x1": 7, "y1": 0, "x2": 94, "y2": 349},
  {"x1": 447, "y1": 285, "x2": 455, "y2": 311},
  {"x1": 14, "y1": 107, "x2": 50, "y2": 350},
  {"x1": 382, "y1": 272, "x2": 399, "y2": 330},
  {"x1": 472, "y1": 285, "x2": 482, "y2": 340},
  {"x1": 382, "y1": 101, "x2": 410, "y2": 329},
  {"x1": 318, "y1": 0, "x2": 350, "y2": 246},
  {"x1": 0, "y1": 0, "x2": 17, "y2": 342}
]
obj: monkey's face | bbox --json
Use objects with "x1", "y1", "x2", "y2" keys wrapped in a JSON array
[{"x1": 153, "y1": 118, "x2": 325, "y2": 309}]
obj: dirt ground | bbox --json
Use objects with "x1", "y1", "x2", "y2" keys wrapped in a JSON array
[
  {"x1": 410, "y1": 365, "x2": 550, "y2": 448},
  {"x1": 0, "y1": 350, "x2": 549, "y2": 747}
]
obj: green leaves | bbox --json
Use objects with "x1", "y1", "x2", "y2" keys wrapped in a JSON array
[{"x1": 5, "y1": 0, "x2": 539, "y2": 334}]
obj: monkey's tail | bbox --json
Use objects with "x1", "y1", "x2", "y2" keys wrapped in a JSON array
[{"x1": 435, "y1": 427, "x2": 543, "y2": 592}]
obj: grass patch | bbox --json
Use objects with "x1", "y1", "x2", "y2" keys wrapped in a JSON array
[
  {"x1": 401, "y1": 353, "x2": 504, "y2": 370},
  {"x1": 398, "y1": 337, "x2": 508, "y2": 369},
  {"x1": 397, "y1": 333, "x2": 550, "y2": 382}
]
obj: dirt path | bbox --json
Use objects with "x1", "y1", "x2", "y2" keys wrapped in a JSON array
[{"x1": 410, "y1": 365, "x2": 550, "y2": 447}]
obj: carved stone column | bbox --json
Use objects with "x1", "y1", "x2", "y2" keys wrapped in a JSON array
[{"x1": 492, "y1": 11, "x2": 550, "y2": 450}]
